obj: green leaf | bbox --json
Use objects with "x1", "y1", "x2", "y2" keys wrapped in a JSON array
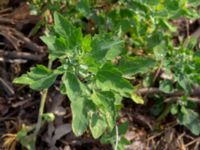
[
  {"x1": 117, "y1": 137, "x2": 130, "y2": 150},
  {"x1": 118, "y1": 121, "x2": 128, "y2": 135},
  {"x1": 82, "y1": 35, "x2": 92, "y2": 52},
  {"x1": 54, "y1": 36, "x2": 70, "y2": 53},
  {"x1": 170, "y1": 104, "x2": 178, "y2": 115},
  {"x1": 128, "y1": 0, "x2": 149, "y2": 13},
  {"x1": 100, "y1": 129, "x2": 115, "y2": 144},
  {"x1": 131, "y1": 93, "x2": 144, "y2": 104},
  {"x1": 71, "y1": 96, "x2": 88, "y2": 136},
  {"x1": 53, "y1": 12, "x2": 82, "y2": 50},
  {"x1": 117, "y1": 56, "x2": 156, "y2": 76},
  {"x1": 81, "y1": 55, "x2": 99, "y2": 73},
  {"x1": 61, "y1": 72, "x2": 90, "y2": 137},
  {"x1": 147, "y1": 31, "x2": 163, "y2": 49},
  {"x1": 164, "y1": 0, "x2": 180, "y2": 11},
  {"x1": 175, "y1": 73, "x2": 191, "y2": 93},
  {"x1": 61, "y1": 71, "x2": 87, "y2": 102},
  {"x1": 13, "y1": 65, "x2": 57, "y2": 91},
  {"x1": 41, "y1": 35, "x2": 64, "y2": 60},
  {"x1": 144, "y1": 0, "x2": 159, "y2": 5},
  {"x1": 53, "y1": 12, "x2": 74, "y2": 38},
  {"x1": 77, "y1": 0, "x2": 91, "y2": 16},
  {"x1": 91, "y1": 34, "x2": 124, "y2": 62},
  {"x1": 41, "y1": 13, "x2": 83, "y2": 59},
  {"x1": 91, "y1": 91, "x2": 115, "y2": 111},
  {"x1": 178, "y1": 109, "x2": 200, "y2": 135},
  {"x1": 159, "y1": 80, "x2": 173, "y2": 93},
  {"x1": 100, "y1": 123, "x2": 129, "y2": 149},
  {"x1": 41, "y1": 35, "x2": 57, "y2": 53},
  {"x1": 96, "y1": 63, "x2": 133, "y2": 97},
  {"x1": 159, "y1": 19, "x2": 177, "y2": 32},
  {"x1": 41, "y1": 34, "x2": 74, "y2": 60},
  {"x1": 118, "y1": 19, "x2": 131, "y2": 33},
  {"x1": 153, "y1": 43, "x2": 167, "y2": 60},
  {"x1": 89, "y1": 113, "x2": 107, "y2": 139},
  {"x1": 17, "y1": 126, "x2": 35, "y2": 150},
  {"x1": 91, "y1": 91, "x2": 116, "y2": 130},
  {"x1": 42, "y1": 113, "x2": 55, "y2": 122}
]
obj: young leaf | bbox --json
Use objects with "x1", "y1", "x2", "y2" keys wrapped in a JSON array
[
  {"x1": 53, "y1": 12, "x2": 74, "y2": 38},
  {"x1": 82, "y1": 35, "x2": 92, "y2": 52},
  {"x1": 13, "y1": 65, "x2": 57, "y2": 91},
  {"x1": 41, "y1": 35, "x2": 69, "y2": 60},
  {"x1": 40, "y1": 35, "x2": 57, "y2": 53},
  {"x1": 53, "y1": 12, "x2": 82, "y2": 51},
  {"x1": 91, "y1": 34, "x2": 124, "y2": 62},
  {"x1": 131, "y1": 93, "x2": 144, "y2": 104},
  {"x1": 96, "y1": 63, "x2": 133, "y2": 97}
]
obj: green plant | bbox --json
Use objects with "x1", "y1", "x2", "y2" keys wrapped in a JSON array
[
  {"x1": 13, "y1": 0, "x2": 200, "y2": 149},
  {"x1": 14, "y1": 11, "x2": 154, "y2": 149}
]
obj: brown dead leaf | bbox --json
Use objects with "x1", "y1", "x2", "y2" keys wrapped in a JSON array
[
  {"x1": 44, "y1": 123, "x2": 71, "y2": 149},
  {"x1": 52, "y1": 124, "x2": 71, "y2": 144}
]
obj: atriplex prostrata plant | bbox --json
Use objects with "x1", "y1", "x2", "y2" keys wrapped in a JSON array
[
  {"x1": 13, "y1": 12, "x2": 154, "y2": 149},
  {"x1": 12, "y1": 0, "x2": 200, "y2": 149}
]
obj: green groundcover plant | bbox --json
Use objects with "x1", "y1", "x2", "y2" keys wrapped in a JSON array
[{"x1": 13, "y1": 0, "x2": 200, "y2": 150}]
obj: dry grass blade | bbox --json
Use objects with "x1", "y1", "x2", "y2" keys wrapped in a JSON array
[
  {"x1": 185, "y1": 137, "x2": 200, "y2": 148},
  {"x1": 1, "y1": 133, "x2": 17, "y2": 150}
]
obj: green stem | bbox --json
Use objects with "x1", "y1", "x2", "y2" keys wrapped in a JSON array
[
  {"x1": 33, "y1": 61, "x2": 52, "y2": 145},
  {"x1": 114, "y1": 125, "x2": 119, "y2": 150},
  {"x1": 34, "y1": 89, "x2": 48, "y2": 137}
]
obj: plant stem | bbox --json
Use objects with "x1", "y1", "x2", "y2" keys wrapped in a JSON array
[
  {"x1": 114, "y1": 125, "x2": 119, "y2": 150},
  {"x1": 34, "y1": 89, "x2": 48, "y2": 137},
  {"x1": 33, "y1": 61, "x2": 52, "y2": 144}
]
